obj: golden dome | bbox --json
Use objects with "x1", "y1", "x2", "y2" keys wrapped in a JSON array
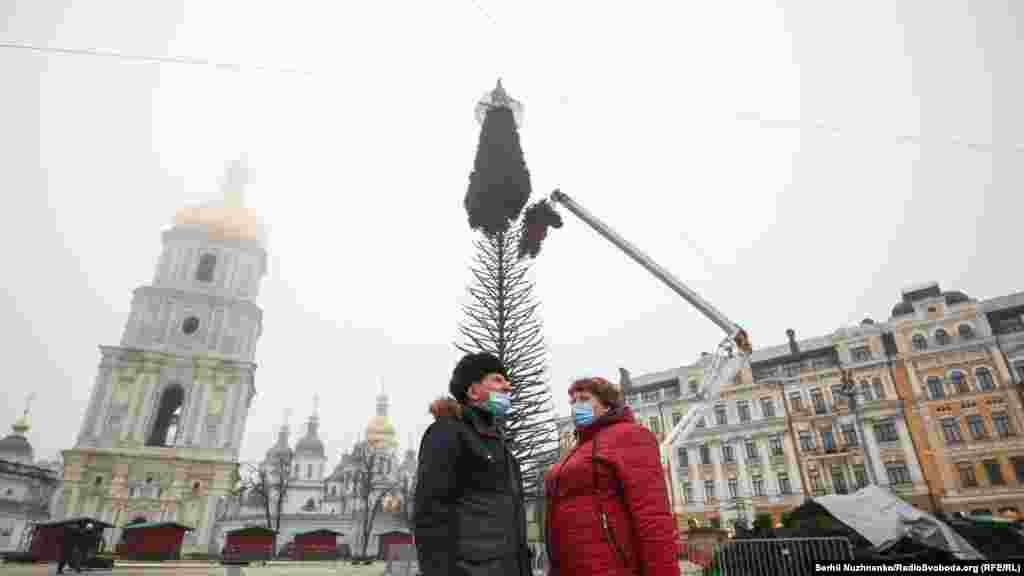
[
  {"x1": 173, "y1": 156, "x2": 266, "y2": 245},
  {"x1": 173, "y1": 204, "x2": 266, "y2": 245},
  {"x1": 366, "y1": 415, "x2": 398, "y2": 448}
]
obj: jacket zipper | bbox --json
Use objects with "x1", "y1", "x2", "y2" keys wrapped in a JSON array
[
  {"x1": 592, "y1": 434, "x2": 628, "y2": 571},
  {"x1": 600, "y1": 510, "x2": 629, "y2": 568}
]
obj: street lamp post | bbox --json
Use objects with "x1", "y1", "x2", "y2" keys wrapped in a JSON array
[
  {"x1": 837, "y1": 369, "x2": 880, "y2": 488},
  {"x1": 766, "y1": 377, "x2": 812, "y2": 499}
]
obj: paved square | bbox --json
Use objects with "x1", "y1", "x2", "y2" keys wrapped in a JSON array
[{"x1": 0, "y1": 562, "x2": 395, "y2": 575}]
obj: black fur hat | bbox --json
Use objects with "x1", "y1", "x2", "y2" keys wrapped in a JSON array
[{"x1": 450, "y1": 352, "x2": 506, "y2": 403}]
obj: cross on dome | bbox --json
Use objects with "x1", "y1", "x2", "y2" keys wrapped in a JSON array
[
  {"x1": 220, "y1": 154, "x2": 249, "y2": 209},
  {"x1": 171, "y1": 153, "x2": 267, "y2": 246},
  {"x1": 13, "y1": 392, "x2": 35, "y2": 434}
]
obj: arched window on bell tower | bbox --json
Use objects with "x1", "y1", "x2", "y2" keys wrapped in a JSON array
[
  {"x1": 196, "y1": 253, "x2": 217, "y2": 283},
  {"x1": 147, "y1": 384, "x2": 185, "y2": 447}
]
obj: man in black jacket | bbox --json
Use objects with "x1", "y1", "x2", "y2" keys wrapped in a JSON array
[
  {"x1": 414, "y1": 352, "x2": 531, "y2": 576},
  {"x1": 56, "y1": 522, "x2": 82, "y2": 574}
]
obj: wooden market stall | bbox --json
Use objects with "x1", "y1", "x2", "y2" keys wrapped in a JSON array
[
  {"x1": 221, "y1": 526, "x2": 276, "y2": 564},
  {"x1": 377, "y1": 530, "x2": 413, "y2": 561},
  {"x1": 116, "y1": 521, "x2": 193, "y2": 560},
  {"x1": 26, "y1": 517, "x2": 115, "y2": 567},
  {"x1": 292, "y1": 529, "x2": 344, "y2": 560}
]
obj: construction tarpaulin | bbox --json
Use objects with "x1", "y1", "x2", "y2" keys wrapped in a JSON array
[{"x1": 812, "y1": 486, "x2": 983, "y2": 560}]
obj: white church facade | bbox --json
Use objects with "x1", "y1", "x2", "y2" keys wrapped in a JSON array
[
  {"x1": 57, "y1": 160, "x2": 266, "y2": 555},
  {"x1": 0, "y1": 401, "x2": 62, "y2": 554},
  {"x1": 213, "y1": 390, "x2": 417, "y2": 558}
]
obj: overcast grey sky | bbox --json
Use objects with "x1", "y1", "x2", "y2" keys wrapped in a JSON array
[{"x1": 1, "y1": 1, "x2": 1021, "y2": 466}]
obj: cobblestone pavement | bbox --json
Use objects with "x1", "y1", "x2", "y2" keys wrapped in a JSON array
[{"x1": 0, "y1": 561, "x2": 395, "y2": 575}]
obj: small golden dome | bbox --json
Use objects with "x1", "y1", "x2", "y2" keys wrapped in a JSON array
[{"x1": 366, "y1": 416, "x2": 398, "y2": 448}]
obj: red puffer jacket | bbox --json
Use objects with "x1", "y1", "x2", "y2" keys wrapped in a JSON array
[{"x1": 544, "y1": 406, "x2": 679, "y2": 576}]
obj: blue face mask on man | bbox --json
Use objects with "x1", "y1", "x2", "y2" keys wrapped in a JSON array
[
  {"x1": 480, "y1": 391, "x2": 512, "y2": 417},
  {"x1": 572, "y1": 402, "x2": 595, "y2": 427}
]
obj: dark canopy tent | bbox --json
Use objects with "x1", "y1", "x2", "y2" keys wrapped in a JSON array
[{"x1": 943, "y1": 515, "x2": 1024, "y2": 561}]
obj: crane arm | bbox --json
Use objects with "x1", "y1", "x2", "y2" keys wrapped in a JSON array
[
  {"x1": 545, "y1": 189, "x2": 752, "y2": 456},
  {"x1": 549, "y1": 190, "x2": 750, "y2": 355}
]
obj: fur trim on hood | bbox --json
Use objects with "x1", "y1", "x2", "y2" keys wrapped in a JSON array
[{"x1": 429, "y1": 397, "x2": 463, "y2": 419}]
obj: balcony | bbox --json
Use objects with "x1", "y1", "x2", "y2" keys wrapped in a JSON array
[
  {"x1": 804, "y1": 443, "x2": 860, "y2": 460},
  {"x1": 814, "y1": 404, "x2": 830, "y2": 415}
]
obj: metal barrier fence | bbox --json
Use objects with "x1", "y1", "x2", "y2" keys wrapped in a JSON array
[
  {"x1": 708, "y1": 537, "x2": 854, "y2": 576},
  {"x1": 528, "y1": 542, "x2": 549, "y2": 575}
]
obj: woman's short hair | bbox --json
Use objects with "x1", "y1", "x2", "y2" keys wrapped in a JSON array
[{"x1": 568, "y1": 377, "x2": 623, "y2": 408}]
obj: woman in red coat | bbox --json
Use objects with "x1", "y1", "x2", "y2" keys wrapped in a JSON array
[{"x1": 544, "y1": 377, "x2": 680, "y2": 576}]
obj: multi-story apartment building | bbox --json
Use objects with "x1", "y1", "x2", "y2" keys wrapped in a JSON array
[
  {"x1": 984, "y1": 292, "x2": 1024, "y2": 397},
  {"x1": 830, "y1": 322, "x2": 931, "y2": 509},
  {"x1": 548, "y1": 284, "x2": 1024, "y2": 529},
  {"x1": 889, "y1": 283, "x2": 1024, "y2": 518},
  {"x1": 656, "y1": 350, "x2": 803, "y2": 529}
]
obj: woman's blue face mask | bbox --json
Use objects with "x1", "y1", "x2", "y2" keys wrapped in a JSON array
[{"x1": 572, "y1": 401, "x2": 595, "y2": 427}]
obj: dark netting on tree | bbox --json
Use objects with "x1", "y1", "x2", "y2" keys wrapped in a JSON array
[
  {"x1": 464, "y1": 80, "x2": 532, "y2": 235},
  {"x1": 517, "y1": 199, "x2": 563, "y2": 260}
]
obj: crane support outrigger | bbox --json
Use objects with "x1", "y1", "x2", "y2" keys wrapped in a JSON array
[{"x1": 547, "y1": 189, "x2": 753, "y2": 457}]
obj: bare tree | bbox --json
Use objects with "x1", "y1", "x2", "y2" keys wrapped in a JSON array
[
  {"x1": 238, "y1": 451, "x2": 294, "y2": 554},
  {"x1": 393, "y1": 470, "x2": 416, "y2": 531},
  {"x1": 349, "y1": 442, "x2": 400, "y2": 559}
]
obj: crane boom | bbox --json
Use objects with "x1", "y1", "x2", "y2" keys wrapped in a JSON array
[
  {"x1": 549, "y1": 189, "x2": 750, "y2": 354},
  {"x1": 546, "y1": 189, "x2": 752, "y2": 459}
]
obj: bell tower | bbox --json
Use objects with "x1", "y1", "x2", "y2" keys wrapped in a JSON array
[{"x1": 60, "y1": 158, "x2": 267, "y2": 554}]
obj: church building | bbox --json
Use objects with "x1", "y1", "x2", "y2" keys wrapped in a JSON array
[
  {"x1": 0, "y1": 400, "x2": 61, "y2": 554},
  {"x1": 214, "y1": 387, "x2": 417, "y2": 558},
  {"x1": 57, "y1": 160, "x2": 266, "y2": 554}
]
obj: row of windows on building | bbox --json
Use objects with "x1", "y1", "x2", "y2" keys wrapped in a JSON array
[
  {"x1": 911, "y1": 324, "x2": 977, "y2": 351},
  {"x1": 788, "y1": 378, "x2": 887, "y2": 416},
  {"x1": 753, "y1": 356, "x2": 840, "y2": 382},
  {"x1": 677, "y1": 435, "x2": 787, "y2": 468},
  {"x1": 925, "y1": 367, "x2": 998, "y2": 399},
  {"x1": 626, "y1": 381, "x2": 696, "y2": 406},
  {"x1": 636, "y1": 400, "x2": 773, "y2": 437},
  {"x1": 807, "y1": 462, "x2": 913, "y2": 495},
  {"x1": 675, "y1": 381, "x2": 888, "y2": 434},
  {"x1": 632, "y1": 377, "x2": 894, "y2": 433},
  {"x1": 939, "y1": 412, "x2": 1015, "y2": 444},
  {"x1": 684, "y1": 379, "x2": 890, "y2": 432},
  {"x1": 682, "y1": 474, "x2": 793, "y2": 504},
  {"x1": 956, "y1": 457, "x2": 1024, "y2": 489},
  {"x1": 679, "y1": 458, "x2": 916, "y2": 505},
  {"x1": 677, "y1": 417, "x2": 902, "y2": 469},
  {"x1": 630, "y1": 324, "x2": 987, "y2": 408},
  {"x1": 796, "y1": 418, "x2": 901, "y2": 452}
]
